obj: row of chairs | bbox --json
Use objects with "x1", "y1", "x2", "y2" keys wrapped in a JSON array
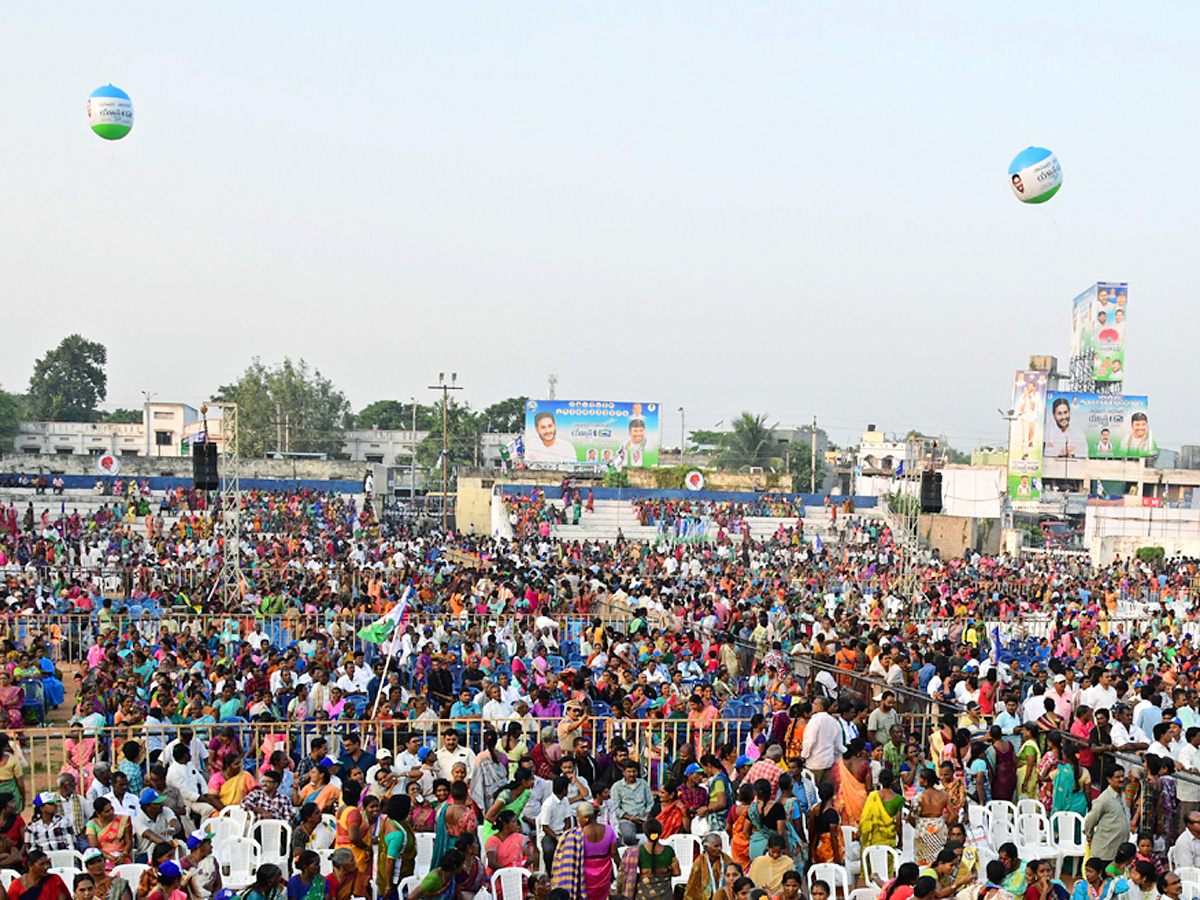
[{"x1": 970, "y1": 800, "x2": 1087, "y2": 878}]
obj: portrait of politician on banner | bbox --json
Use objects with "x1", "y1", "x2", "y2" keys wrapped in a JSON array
[{"x1": 523, "y1": 399, "x2": 660, "y2": 466}]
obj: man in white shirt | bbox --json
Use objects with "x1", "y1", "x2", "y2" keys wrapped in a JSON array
[
  {"x1": 1174, "y1": 813, "x2": 1200, "y2": 869},
  {"x1": 1176, "y1": 727, "x2": 1200, "y2": 819},
  {"x1": 1044, "y1": 397, "x2": 1088, "y2": 458},
  {"x1": 482, "y1": 684, "x2": 515, "y2": 725},
  {"x1": 1147, "y1": 722, "x2": 1174, "y2": 760},
  {"x1": 1082, "y1": 671, "x2": 1118, "y2": 712},
  {"x1": 525, "y1": 412, "x2": 578, "y2": 463},
  {"x1": 435, "y1": 729, "x2": 477, "y2": 780},
  {"x1": 536, "y1": 775, "x2": 573, "y2": 873},
  {"x1": 104, "y1": 772, "x2": 141, "y2": 819},
  {"x1": 166, "y1": 744, "x2": 216, "y2": 819},
  {"x1": 336, "y1": 661, "x2": 371, "y2": 698},
  {"x1": 86, "y1": 764, "x2": 113, "y2": 805},
  {"x1": 801, "y1": 697, "x2": 845, "y2": 785}
]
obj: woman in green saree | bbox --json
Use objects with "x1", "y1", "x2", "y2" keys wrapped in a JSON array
[{"x1": 481, "y1": 769, "x2": 534, "y2": 842}]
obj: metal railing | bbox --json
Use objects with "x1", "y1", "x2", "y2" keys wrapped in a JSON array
[
  {"x1": 2, "y1": 610, "x2": 619, "y2": 664},
  {"x1": 13, "y1": 713, "x2": 756, "y2": 798}
]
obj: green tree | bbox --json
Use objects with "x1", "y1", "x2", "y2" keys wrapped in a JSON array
[
  {"x1": 687, "y1": 429, "x2": 724, "y2": 451},
  {"x1": 27, "y1": 335, "x2": 108, "y2": 421},
  {"x1": 215, "y1": 357, "x2": 352, "y2": 458},
  {"x1": 0, "y1": 387, "x2": 22, "y2": 451},
  {"x1": 783, "y1": 441, "x2": 826, "y2": 492},
  {"x1": 355, "y1": 400, "x2": 438, "y2": 431},
  {"x1": 718, "y1": 412, "x2": 784, "y2": 470},
  {"x1": 103, "y1": 408, "x2": 143, "y2": 424},
  {"x1": 481, "y1": 397, "x2": 527, "y2": 433},
  {"x1": 416, "y1": 398, "x2": 481, "y2": 468}
]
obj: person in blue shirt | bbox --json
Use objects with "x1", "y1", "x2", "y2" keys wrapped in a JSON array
[
  {"x1": 450, "y1": 688, "x2": 482, "y2": 743},
  {"x1": 337, "y1": 733, "x2": 376, "y2": 781}
]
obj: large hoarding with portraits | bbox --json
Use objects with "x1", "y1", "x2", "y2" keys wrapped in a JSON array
[
  {"x1": 1070, "y1": 282, "x2": 1128, "y2": 382},
  {"x1": 523, "y1": 399, "x2": 661, "y2": 466},
  {"x1": 1007, "y1": 370, "x2": 1048, "y2": 500},
  {"x1": 1091, "y1": 282, "x2": 1127, "y2": 382},
  {"x1": 1043, "y1": 392, "x2": 1156, "y2": 460}
]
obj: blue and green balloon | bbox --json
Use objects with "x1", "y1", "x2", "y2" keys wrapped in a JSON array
[
  {"x1": 87, "y1": 85, "x2": 134, "y2": 140},
  {"x1": 1008, "y1": 147, "x2": 1062, "y2": 203}
]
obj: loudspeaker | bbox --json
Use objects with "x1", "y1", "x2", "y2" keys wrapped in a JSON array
[
  {"x1": 920, "y1": 471, "x2": 943, "y2": 513},
  {"x1": 193, "y1": 442, "x2": 219, "y2": 490}
]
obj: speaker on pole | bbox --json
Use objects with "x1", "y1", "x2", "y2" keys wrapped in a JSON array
[
  {"x1": 920, "y1": 471, "x2": 942, "y2": 513},
  {"x1": 193, "y1": 442, "x2": 219, "y2": 491}
]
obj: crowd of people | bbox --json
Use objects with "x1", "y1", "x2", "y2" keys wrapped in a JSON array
[{"x1": 0, "y1": 479, "x2": 1194, "y2": 900}]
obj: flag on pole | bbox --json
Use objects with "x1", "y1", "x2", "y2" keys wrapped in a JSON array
[
  {"x1": 434, "y1": 451, "x2": 445, "y2": 470},
  {"x1": 814, "y1": 535, "x2": 823, "y2": 552},
  {"x1": 989, "y1": 625, "x2": 1001, "y2": 664},
  {"x1": 357, "y1": 584, "x2": 413, "y2": 644},
  {"x1": 894, "y1": 461, "x2": 904, "y2": 478},
  {"x1": 613, "y1": 447, "x2": 627, "y2": 472}
]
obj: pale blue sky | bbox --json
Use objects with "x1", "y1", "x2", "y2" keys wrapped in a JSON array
[{"x1": 3, "y1": 3, "x2": 1198, "y2": 451}]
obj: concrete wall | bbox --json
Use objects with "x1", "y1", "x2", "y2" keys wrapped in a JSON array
[
  {"x1": 918, "y1": 514, "x2": 1001, "y2": 558},
  {"x1": 457, "y1": 475, "x2": 500, "y2": 536},
  {"x1": 1093, "y1": 535, "x2": 1200, "y2": 566}
]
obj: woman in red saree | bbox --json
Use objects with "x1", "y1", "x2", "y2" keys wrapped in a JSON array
[
  {"x1": 654, "y1": 784, "x2": 688, "y2": 839},
  {"x1": 16, "y1": 850, "x2": 71, "y2": 900}
]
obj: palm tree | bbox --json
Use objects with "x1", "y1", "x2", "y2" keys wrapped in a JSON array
[{"x1": 718, "y1": 412, "x2": 784, "y2": 470}]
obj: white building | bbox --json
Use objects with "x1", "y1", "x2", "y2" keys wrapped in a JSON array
[
  {"x1": 341, "y1": 429, "x2": 428, "y2": 464},
  {"x1": 14, "y1": 402, "x2": 218, "y2": 458}
]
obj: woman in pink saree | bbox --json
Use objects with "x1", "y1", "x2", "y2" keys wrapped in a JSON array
[
  {"x1": 61, "y1": 726, "x2": 97, "y2": 794},
  {"x1": 0, "y1": 673, "x2": 24, "y2": 730}
]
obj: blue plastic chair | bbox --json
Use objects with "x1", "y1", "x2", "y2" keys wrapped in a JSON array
[{"x1": 21, "y1": 680, "x2": 45, "y2": 726}]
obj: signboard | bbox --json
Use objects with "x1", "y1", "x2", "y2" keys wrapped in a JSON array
[
  {"x1": 523, "y1": 400, "x2": 660, "y2": 467},
  {"x1": 1007, "y1": 370, "x2": 1048, "y2": 500},
  {"x1": 1043, "y1": 392, "x2": 1156, "y2": 459},
  {"x1": 1092, "y1": 282, "x2": 1127, "y2": 382},
  {"x1": 684, "y1": 471, "x2": 705, "y2": 491},
  {"x1": 1070, "y1": 282, "x2": 1128, "y2": 382},
  {"x1": 96, "y1": 453, "x2": 120, "y2": 477}
]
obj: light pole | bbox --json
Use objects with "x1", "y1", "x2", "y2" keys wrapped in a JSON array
[
  {"x1": 678, "y1": 407, "x2": 685, "y2": 464},
  {"x1": 141, "y1": 390, "x2": 157, "y2": 457},
  {"x1": 410, "y1": 396, "x2": 417, "y2": 503},
  {"x1": 427, "y1": 373, "x2": 462, "y2": 532}
]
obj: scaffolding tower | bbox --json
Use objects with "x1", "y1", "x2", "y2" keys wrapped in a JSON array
[
  {"x1": 1068, "y1": 350, "x2": 1122, "y2": 395},
  {"x1": 216, "y1": 402, "x2": 240, "y2": 608}
]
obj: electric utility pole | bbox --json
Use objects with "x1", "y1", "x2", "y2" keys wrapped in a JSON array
[{"x1": 428, "y1": 373, "x2": 463, "y2": 532}]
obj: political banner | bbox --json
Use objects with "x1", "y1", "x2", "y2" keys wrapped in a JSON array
[
  {"x1": 523, "y1": 399, "x2": 660, "y2": 467},
  {"x1": 1091, "y1": 282, "x2": 1127, "y2": 382},
  {"x1": 1007, "y1": 370, "x2": 1048, "y2": 500},
  {"x1": 1043, "y1": 392, "x2": 1156, "y2": 460},
  {"x1": 1070, "y1": 284, "x2": 1095, "y2": 359}
]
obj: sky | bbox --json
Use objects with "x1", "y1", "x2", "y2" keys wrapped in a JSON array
[{"x1": 4, "y1": 3, "x2": 1200, "y2": 452}]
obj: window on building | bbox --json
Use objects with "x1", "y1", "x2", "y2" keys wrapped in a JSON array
[
  {"x1": 153, "y1": 411, "x2": 173, "y2": 420},
  {"x1": 120, "y1": 449, "x2": 139, "y2": 457},
  {"x1": 155, "y1": 431, "x2": 172, "y2": 446},
  {"x1": 54, "y1": 448, "x2": 74, "y2": 456},
  {"x1": 365, "y1": 454, "x2": 384, "y2": 464},
  {"x1": 88, "y1": 448, "x2": 103, "y2": 456},
  {"x1": 21, "y1": 447, "x2": 39, "y2": 455}
]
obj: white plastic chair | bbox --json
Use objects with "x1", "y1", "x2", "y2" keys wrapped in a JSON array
[
  {"x1": 849, "y1": 889, "x2": 881, "y2": 900},
  {"x1": 47, "y1": 850, "x2": 86, "y2": 872},
  {"x1": 203, "y1": 816, "x2": 245, "y2": 846},
  {"x1": 218, "y1": 803, "x2": 256, "y2": 836},
  {"x1": 1050, "y1": 811, "x2": 1086, "y2": 879},
  {"x1": 399, "y1": 875, "x2": 424, "y2": 900},
  {"x1": 111, "y1": 864, "x2": 149, "y2": 887},
  {"x1": 986, "y1": 800, "x2": 1017, "y2": 850},
  {"x1": 49, "y1": 867, "x2": 77, "y2": 883},
  {"x1": 1014, "y1": 812, "x2": 1053, "y2": 861},
  {"x1": 842, "y1": 825, "x2": 860, "y2": 877},
  {"x1": 1179, "y1": 869, "x2": 1200, "y2": 888},
  {"x1": 215, "y1": 836, "x2": 262, "y2": 891},
  {"x1": 317, "y1": 849, "x2": 337, "y2": 877},
  {"x1": 1016, "y1": 798, "x2": 1044, "y2": 818},
  {"x1": 0, "y1": 871, "x2": 18, "y2": 892},
  {"x1": 899, "y1": 821, "x2": 916, "y2": 863},
  {"x1": 253, "y1": 819, "x2": 293, "y2": 874},
  {"x1": 490, "y1": 866, "x2": 531, "y2": 900},
  {"x1": 808, "y1": 863, "x2": 852, "y2": 900},
  {"x1": 1183, "y1": 880, "x2": 1200, "y2": 900},
  {"x1": 862, "y1": 845, "x2": 901, "y2": 885},
  {"x1": 665, "y1": 834, "x2": 700, "y2": 888},
  {"x1": 966, "y1": 805, "x2": 991, "y2": 834},
  {"x1": 415, "y1": 831, "x2": 435, "y2": 878}
]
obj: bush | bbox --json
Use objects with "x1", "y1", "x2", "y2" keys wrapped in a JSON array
[
  {"x1": 603, "y1": 469, "x2": 630, "y2": 488},
  {"x1": 1136, "y1": 546, "x2": 1165, "y2": 563}
]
